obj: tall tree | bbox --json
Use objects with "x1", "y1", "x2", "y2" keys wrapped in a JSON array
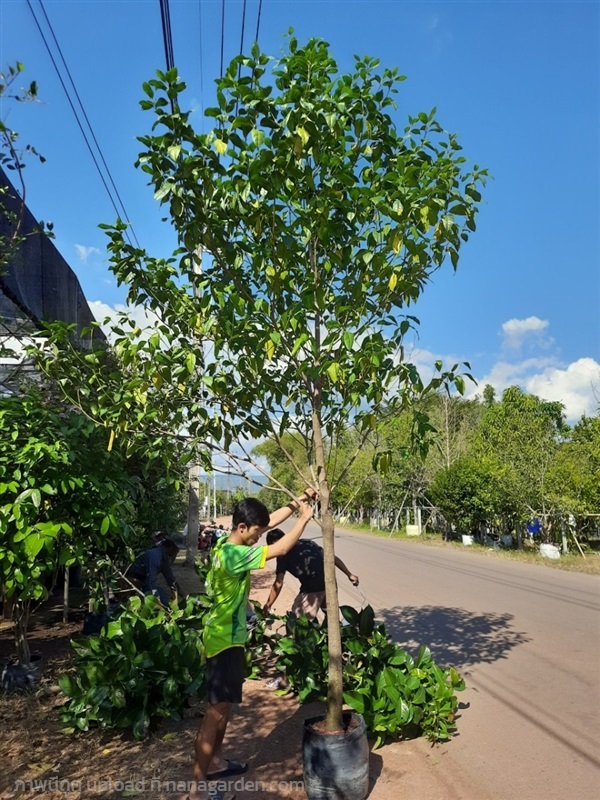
[
  {"x1": 40, "y1": 38, "x2": 486, "y2": 730},
  {"x1": 548, "y1": 415, "x2": 600, "y2": 532},
  {"x1": 474, "y1": 386, "x2": 567, "y2": 539}
]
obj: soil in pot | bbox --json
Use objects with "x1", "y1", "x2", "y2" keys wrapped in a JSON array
[{"x1": 303, "y1": 711, "x2": 369, "y2": 800}]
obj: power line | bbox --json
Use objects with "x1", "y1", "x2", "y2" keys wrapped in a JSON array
[
  {"x1": 159, "y1": 0, "x2": 175, "y2": 72},
  {"x1": 239, "y1": 0, "x2": 247, "y2": 58},
  {"x1": 198, "y1": 0, "x2": 205, "y2": 128},
  {"x1": 36, "y1": 0, "x2": 140, "y2": 248},
  {"x1": 220, "y1": 0, "x2": 226, "y2": 77},
  {"x1": 236, "y1": 0, "x2": 247, "y2": 114},
  {"x1": 255, "y1": 0, "x2": 263, "y2": 44},
  {"x1": 159, "y1": 0, "x2": 176, "y2": 116},
  {"x1": 26, "y1": 0, "x2": 138, "y2": 247}
]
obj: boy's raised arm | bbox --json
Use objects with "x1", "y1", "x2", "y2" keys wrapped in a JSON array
[
  {"x1": 266, "y1": 501, "x2": 314, "y2": 560},
  {"x1": 269, "y1": 487, "x2": 318, "y2": 528}
]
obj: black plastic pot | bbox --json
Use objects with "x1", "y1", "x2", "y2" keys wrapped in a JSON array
[
  {"x1": 302, "y1": 711, "x2": 369, "y2": 800},
  {"x1": 1, "y1": 652, "x2": 42, "y2": 693}
]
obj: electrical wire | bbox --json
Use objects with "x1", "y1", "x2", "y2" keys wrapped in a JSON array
[
  {"x1": 26, "y1": 0, "x2": 138, "y2": 247},
  {"x1": 220, "y1": 0, "x2": 226, "y2": 77},
  {"x1": 198, "y1": 0, "x2": 205, "y2": 128},
  {"x1": 239, "y1": 0, "x2": 247, "y2": 59},
  {"x1": 159, "y1": 0, "x2": 176, "y2": 116},
  {"x1": 36, "y1": 0, "x2": 140, "y2": 248},
  {"x1": 159, "y1": 0, "x2": 175, "y2": 72},
  {"x1": 235, "y1": 0, "x2": 247, "y2": 114},
  {"x1": 255, "y1": 0, "x2": 263, "y2": 44}
]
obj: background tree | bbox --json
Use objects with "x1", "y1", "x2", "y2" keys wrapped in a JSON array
[
  {"x1": 429, "y1": 455, "x2": 510, "y2": 535},
  {"x1": 473, "y1": 386, "x2": 567, "y2": 542},
  {"x1": 39, "y1": 37, "x2": 487, "y2": 730},
  {"x1": 0, "y1": 381, "x2": 184, "y2": 662},
  {"x1": 547, "y1": 415, "x2": 600, "y2": 535}
]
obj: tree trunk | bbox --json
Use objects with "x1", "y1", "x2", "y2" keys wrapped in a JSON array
[
  {"x1": 63, "y1": 567, "x2": 69, "y2": 623},
  {"x1": 312, "y1": 411, "x2": 344, "y2": 732},
  {"x1": 14, "y1": 600, "x2": 31, "y2": 664},
  {"x1": 2, "y1": 587, "x2": 14, "y2": 621},
  {"x1": 186, "y1": 463, "x2": 200, "y2": 565},
  {"x1": 321, "y1": 486, "x2": 344, "y2": 732}
]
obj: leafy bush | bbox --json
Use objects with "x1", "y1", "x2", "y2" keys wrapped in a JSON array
[
  {"x1": 59, "y1": 593, "x2": 209, "y2": 738},
  {"x1": 245, "y1": 600, "x2": 281, "y2": 679},
  {"x1": 272, "y1": 604, "x2": 465, "y2": 746}
]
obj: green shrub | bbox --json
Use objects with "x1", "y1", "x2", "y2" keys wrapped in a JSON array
[
  {"x1": 59, "y1": 593, "x2": 210, "y2": 738},
  {"x1": 245, "y1": 600, "x2": 283, "y2": 679},
  {"x1": 272, "y1": 604, "x2": 465, "y2": 746}
]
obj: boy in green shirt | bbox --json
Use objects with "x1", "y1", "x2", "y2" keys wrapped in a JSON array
[{"x1": 183, "y1": 491, "x2": 316, "y2": 800}]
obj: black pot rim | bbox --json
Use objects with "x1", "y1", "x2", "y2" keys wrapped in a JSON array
[{"x1": 304, "y1": 710, "x2": 364, "y2": 735}]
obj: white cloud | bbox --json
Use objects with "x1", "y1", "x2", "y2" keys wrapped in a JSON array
[
  {"x1": 406, "y1": 337, "x2": 598, "y2": 422},
  {"x1": 472, "y1": 356, "x2": 556, "y2": 391},
  {"x1": 525, "y1": 358, "x2": 599, "y2": 420},
  {"x1": 501, "y1": 316, "x2": 550, "y2": 349},
  {"x1": 469, "y1": 356, "x2": 599, "y2": 422},
  {"x1": 75, "y1": 244, "x2": 101, "y2": 263},
  {"x1": 88, "y1": 300, "x2": 160, "y2": 341}
]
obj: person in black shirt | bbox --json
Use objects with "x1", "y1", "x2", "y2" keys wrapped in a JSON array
[{"x1": 264, "y1": 529, "x2": 359, "y2": 621}]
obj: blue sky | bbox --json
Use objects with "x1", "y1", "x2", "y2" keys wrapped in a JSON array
[{"x1": 1, "y1": 0, "x2": 599, "y2": 421}]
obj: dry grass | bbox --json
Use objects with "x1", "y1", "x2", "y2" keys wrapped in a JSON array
[{"x1": 338, "y1": 523, "x2": 600, "y2": 575}]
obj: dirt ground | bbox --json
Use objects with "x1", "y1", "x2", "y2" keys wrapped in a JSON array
[{"x1": 0, "y1": 559, "x2": 470, "y2": 800}]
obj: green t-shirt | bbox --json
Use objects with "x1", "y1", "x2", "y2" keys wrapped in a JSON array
[{"x1": 203, "y1": 538, "x2": 267, "y2": 658}]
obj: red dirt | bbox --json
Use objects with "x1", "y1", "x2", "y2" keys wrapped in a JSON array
[{"x1": 0, "y1": 560, "x2": 470, "y2": 800}]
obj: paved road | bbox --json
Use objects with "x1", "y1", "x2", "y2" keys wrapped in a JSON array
[{"x1": 278, "y1": 520, "x2": 600, "y2": 800}]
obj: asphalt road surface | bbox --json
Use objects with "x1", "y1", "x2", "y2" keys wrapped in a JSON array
[{"x1": 277, "y1": 520, "x2": 600, "y2": 800}]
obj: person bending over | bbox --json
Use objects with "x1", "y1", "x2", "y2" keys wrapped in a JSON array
[
  {"x1": 126, "y1": 538, "x2": 183, "y2": 604},
  {"x1": 264, "y1": 528, "x2": 359, "y2": 620}
]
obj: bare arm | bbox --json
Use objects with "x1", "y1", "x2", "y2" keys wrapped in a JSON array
[
  {"x1": 268, "y1": 488, "x2": 317, "y2": 528},
  {"x1": 266, "y1": 501, "x2": 314, "y2": 560},
  {"x1": 265, "y1": 573, "x2": 285, "y2": 610},
  {"x1": 335, "y1": 555, "x2": 359, "y2": 586}
]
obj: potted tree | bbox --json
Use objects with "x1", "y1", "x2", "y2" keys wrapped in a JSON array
[{"x1": 39, "y1": 36, "x2": 486, "y2": 798}]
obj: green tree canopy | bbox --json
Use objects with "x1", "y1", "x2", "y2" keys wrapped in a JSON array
[{"x1": 39, "y1": 36, "x2": 487, "y2": 729}]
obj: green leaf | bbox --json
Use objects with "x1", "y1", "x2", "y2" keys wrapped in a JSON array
[
  {"x1": 340, "y1": 605, "x2": 360, "y2": 626},
  {"x1": 359, "y1": 605, "x2": 375, "y2": 637},
  {"x1": 343, "y1": 690, "x2": 366, "y2": 714},
  {"x1": 326, "y1": 362, "x2": 340, "y2": 384},
  {"x1": 251, "y1": 129, "x2": 265, "y2": 146},
  {"x1": 186, "y1": 352, "x2": 196, "y2": 373},
  {"x1": 24, "y1": 533, "x2": 44, "y2": 559},
  {"x1": 58, "y1": 674, "x2": 76, "y2": 697},
  {"x1": 295, "y1": 126, "x2": 309, "y2": 146},
  {"x1": 154, "y1": 182, "x2": 174, "y2": 201}
]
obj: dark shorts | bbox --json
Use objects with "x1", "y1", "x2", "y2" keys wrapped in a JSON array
[{"x1": 206, "y1": 647, "x2": 245, "y2": 704}]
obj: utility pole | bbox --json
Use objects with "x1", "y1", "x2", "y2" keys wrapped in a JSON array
[
  {"x1": 213, "y1": 472, "x2": 217, "y2": 519},
  {"x1": 186, "y1": 464, "x2": 200, "y2": 565},
  {"x1": 186, "y1": 246, "x2": 203, "y2": 565}
]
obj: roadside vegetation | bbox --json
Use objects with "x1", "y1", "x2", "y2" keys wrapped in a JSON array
[{"x1": 256, "y1": 387, "x2": 600, "y2": 560}]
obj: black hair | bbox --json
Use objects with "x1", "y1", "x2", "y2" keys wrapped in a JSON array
[
  {"x1": 232, "y1": 497, "x2": 270, "y2": 529},
  {"x1": 266, "y1": 528, "x2": 285, "y2": 545}
]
